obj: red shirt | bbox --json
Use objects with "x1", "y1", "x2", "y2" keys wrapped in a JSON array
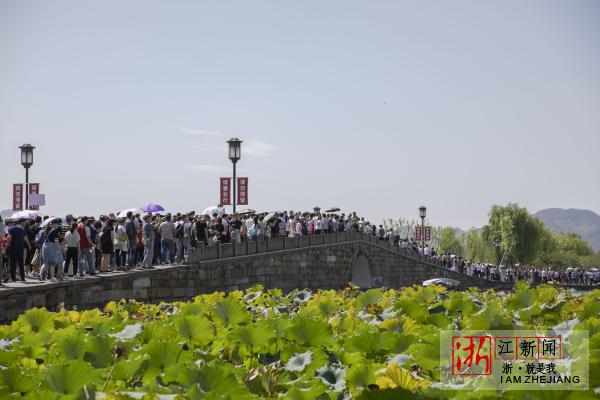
[{"x1": 77, "y1": 223, "x2": 92, "y2": 249}]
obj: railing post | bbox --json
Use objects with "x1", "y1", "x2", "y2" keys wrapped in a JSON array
[
  {"x1": 283, "y1": 235, "x2": 287, "y2": 250},
  {"x1": 217, "y1": 242, "x2": 222, "y2": 259},
  {"x1": 266, "y1": 237, "x2": 269, "y2": 252},
  {"x1": 245, "y1": 239, "x2": 249, "y2": 255}
]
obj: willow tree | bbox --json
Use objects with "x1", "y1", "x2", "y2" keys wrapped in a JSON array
[{"x1": 481, "y1": 203, "x2": 544, "y2": 265}]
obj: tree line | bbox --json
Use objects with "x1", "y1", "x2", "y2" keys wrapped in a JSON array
[{"x1": 384, "y1": 203, "x2": 600, "y2": 268}]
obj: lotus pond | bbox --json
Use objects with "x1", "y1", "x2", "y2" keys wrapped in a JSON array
[{"x1": 1, "y1": 283, "x2": 599, "y2": 399}]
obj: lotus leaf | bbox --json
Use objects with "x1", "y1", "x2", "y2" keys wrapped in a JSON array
[
  {"x1": 286, "y1": 317, "x2": 334, "y2": 347},
  {"x1": 213, "y1": 299, "x2": 250, "y2": 327},
  {"x1": 285, "y1": 350, "x2": 312, "y2": 372}
]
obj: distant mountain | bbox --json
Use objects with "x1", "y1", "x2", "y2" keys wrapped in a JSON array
[{"x1": 533, "y1": 208, "x2": 600, "y2": 251}]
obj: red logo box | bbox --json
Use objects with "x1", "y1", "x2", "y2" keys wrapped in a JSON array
[
  {"x1": 515, "y1": 336, "x2": 539, "y2": 360},
  {"x1": 452, "y1": 336, "x2": 492, "y2": 376},
  {"x1": 539, "y1": 336, "x2": 562, "y2": 360},
  {"x1": 494, "y1": 336, "x2": 517, "y2": 360}
]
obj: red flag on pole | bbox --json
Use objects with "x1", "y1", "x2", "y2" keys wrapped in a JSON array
[
  {"x1": 29, "y1": 183, "x2": 40, "y2": 210},
  {"x1": 12, "y1": 184, "x2": 23, "y2": 211},
  {"x1": 237, "y1": 177, "x2": 248, "y2": 205},
  {"x1": 220, "y1": 177, "x2": 232, "y2": 205}
]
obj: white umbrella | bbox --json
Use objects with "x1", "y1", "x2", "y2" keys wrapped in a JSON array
[
  {"x1": 264, "y1": 211, "x2": 278, "y2": 222},
  {"x1": 117, "y1": 208, "x2": 141, "y2": 218},
  {"x1": 238, "y1": 208, "x2": 256, "y2": 215},
  {"x1": 202, "y1": 206, "x2": 224, "y2": 217},
  {"x1": 11, "y1": 210, "x2": 39, "y2": 219},
  {"x1": 40, "y1": 217, "x2": 60, "y2": 228}
]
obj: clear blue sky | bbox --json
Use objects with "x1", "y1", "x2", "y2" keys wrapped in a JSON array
[{"x1": 1, "y1": 0, "x2": 599, "y2": 228}]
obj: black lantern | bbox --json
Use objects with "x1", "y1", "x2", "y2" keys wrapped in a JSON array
[
  {"x1": 227, "y1": 138, "x2": 242, "y2": 213},
  {"x1": 19, "y1": 144, "x2": 35, "y2": 209},
  {"x1": 20, "y1": 144, "x2": 34, "y2": 168},
  {"x1": 228, "y1": 138, "x2": 242, "y2": 163},
  {"x1": 418, "y1": 206, "x2": 426, "y2": 250}
]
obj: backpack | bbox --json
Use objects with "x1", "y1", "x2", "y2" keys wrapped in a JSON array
[
  {"x1": 175, "y1": 223, "x2": 184, "y2": 239},
  {"x1": 35, "y1": 229, "x2": 46, "y2": 249}
]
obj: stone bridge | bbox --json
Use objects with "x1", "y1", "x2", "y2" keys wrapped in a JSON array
[{"x1": 0, "y1": 231, "x2": 513, "y2": 322}]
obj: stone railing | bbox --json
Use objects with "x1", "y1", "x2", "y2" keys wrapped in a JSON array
[
  {"x1": 188, "y1": 230, "x2": 476, "y2": 279},
  {"x1": 189, "y1": 231, "x2": 438, "y2": 263}
]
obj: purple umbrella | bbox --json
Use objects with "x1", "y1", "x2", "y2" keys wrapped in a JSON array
[{"x1": 141, "y1": 203, "x2": 165, "y2": 213}]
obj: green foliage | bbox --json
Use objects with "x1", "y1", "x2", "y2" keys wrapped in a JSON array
[
  {"x1": 438, "y1": 226, "x2": 464, "y2": 256},
  {"x1": 482, "y1": 203, "x2": 544, "y2": 264},
  {"x1": 0, "y1": 285, "x2": 599, "y2": 398},
  {"x1": 43, "y1": 360, "x2": 100, "y2": 395},
  {"x1": 287, "y1": 317, "x2": 335, "y2": 347}
]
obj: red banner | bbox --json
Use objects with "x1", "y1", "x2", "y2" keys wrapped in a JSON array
[
  {"x1": 424, "y1": 226, "x2": 431, "y2": 241},
  {"x1": 415, "y1": 226, "x2": 421, "y2": 241},
  {"x1": 237, "y1": 177, "x2": 248, "y2": 205},
  {"x1": 12, "y1": 184, "x2": 23, "y2": 211},
  {"x1": 220, "y1": 177, "x2": 232, "y2": 205},
  {"x1": 29, "y1": 183, "x2": 40, "y2": 210}
]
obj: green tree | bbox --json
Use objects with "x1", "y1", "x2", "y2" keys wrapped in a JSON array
[
  {"x1": 482, "y1": 203, "x2": 544, "y2": 265},
  {"x1": 535, "y1": 231, "x2": 595, "y2": 268},
  {"x1": 438, "y1": 227, "x2": 463, "y2": 256},
  {"x1": 464, "y1": 229, "x2": 496, "y2": 264}
]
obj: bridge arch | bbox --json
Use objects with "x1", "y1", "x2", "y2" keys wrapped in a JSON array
[{"x1": 350, "y1": 253, "x2": 373, "y2": 289}]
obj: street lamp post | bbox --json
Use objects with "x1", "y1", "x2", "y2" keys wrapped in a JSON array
[
  {"x1": 19, "y1": 144, "x2": 35, "y2": 210},
  {"x1": 227, "y1": 138, "x2": 242, "y2": 214},
  {"x1": 493, "y1": 238, "x2": 500, "y2": 265},
  {"x1": 419, "y1": 206, "x2": 426, "y2": 251}
]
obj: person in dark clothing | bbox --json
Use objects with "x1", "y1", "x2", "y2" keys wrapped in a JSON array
[
  {"x1": 195, "y1": 216, "x2": 209, "y2": 245},
  {"x1": 6, "y1": 218, "x2": 32, "y2": 282}
]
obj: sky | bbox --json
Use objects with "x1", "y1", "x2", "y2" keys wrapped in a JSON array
[{"x1": 1, "y1": 0, "x2": 599, "y2": 228}]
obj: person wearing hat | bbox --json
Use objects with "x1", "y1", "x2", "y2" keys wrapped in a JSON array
[{"x1": 6, "y1": 218, "x2": 31, "y2": 282}]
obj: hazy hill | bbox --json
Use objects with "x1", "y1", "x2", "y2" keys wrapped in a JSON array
[{"x1": 533, "y1": 208, "x2": 600, "y2": 251}]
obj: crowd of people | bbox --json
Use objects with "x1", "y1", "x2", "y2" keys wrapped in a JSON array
[
  {"x1": 0, "y1": 209, "x2": 379, "y2": 283},
  {"x1": 1, "y1": 208, "x2": 598, "y2": 287}
]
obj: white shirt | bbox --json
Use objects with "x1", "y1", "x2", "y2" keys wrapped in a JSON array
[{"x1": 65, "y1": 231, "x2": 80, "y2": 248}]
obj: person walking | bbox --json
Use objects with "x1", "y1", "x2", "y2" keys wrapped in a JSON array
[
  {"x1": 159, "y1": 214, "x2": 176, "y2": 264},
  {"x1": 125, "y1": 212, "x2": 137, "y2": 269},
  {"x1": 64, "y1": 223, "x2": 80, "y2": 277},
  {"x1": 6, "y1": 218, "x2": 31, "y2": 282},
  {"x1": 100, "y1": 219, "x2": 115, "y2": 272},
  {"x1": 141, "y1": 214, "x2": 155, "y2": 269},
  {"x1": 77, "y1": 217, "x2": 96, "y2": 276},
  {"x1": 115, "y1": 219, "x2": 129, "y2": 270},
  {"x1": 40, "y1": 219, "x2": 61, "y2": 281}
]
